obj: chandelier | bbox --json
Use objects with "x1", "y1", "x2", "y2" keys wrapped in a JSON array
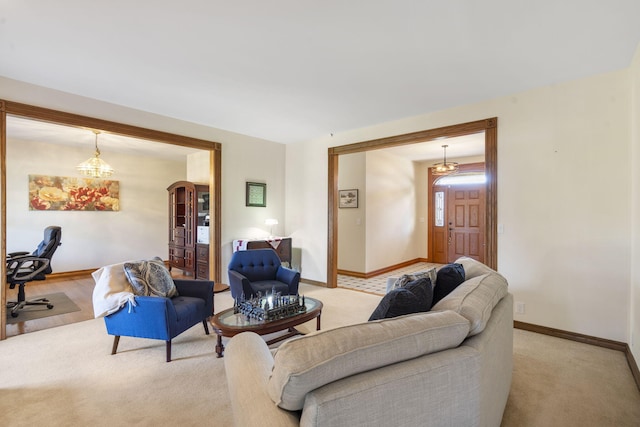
[
  {"x1": 432, "y1": 144, "x2": 459, "y2": 175},
  {"x1": 77, "y1": 130, "x2": 115, "y2": 178}
]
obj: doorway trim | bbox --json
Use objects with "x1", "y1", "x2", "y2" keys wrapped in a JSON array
[
  {"x1": 0, "y1": 100, "x2": 222, "y2": 340},
  {"x1": 327, "y1": 118, "x2": 497, "y2": 288}
]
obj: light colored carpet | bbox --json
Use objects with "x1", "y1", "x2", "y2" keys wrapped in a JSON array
[
  {"x1": 1, "y1": 284, "x2": 638, "y2": 426},
  {"x1": 502, "y1": 329, "x2": 640, "y2": 427}
]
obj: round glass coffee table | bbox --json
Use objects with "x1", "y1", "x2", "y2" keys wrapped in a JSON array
[{"x1": 210, "y1": 296, "x2": 322, "y2": 357}]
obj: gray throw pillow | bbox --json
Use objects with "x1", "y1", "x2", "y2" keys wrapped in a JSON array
[
  {"x1": 123, "y1": 257, "x2": 178, "y2": 298},
  {"x1": 392, "y1": 267, "x2": 437, "y2": 290}
]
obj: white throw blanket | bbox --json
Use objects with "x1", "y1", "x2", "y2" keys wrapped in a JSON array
[{"x1": 91, "y1": 262, "x2": 137, "y2": 318}]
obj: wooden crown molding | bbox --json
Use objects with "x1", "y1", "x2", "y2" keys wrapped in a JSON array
[{"x1": 2, "y1": 100, "x2": 221, "y2": 151}]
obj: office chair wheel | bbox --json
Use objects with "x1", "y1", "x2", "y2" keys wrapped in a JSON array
[
  {"x1": 47, "y1": 304, "x2": 54, "y2": 309},
  {"x1": 11, "y1": 312, "x2": 18, "y2": 318}
]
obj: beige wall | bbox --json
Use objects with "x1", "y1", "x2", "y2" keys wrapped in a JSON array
[
  {"x1": 6, "y1": 137, "x2": 185, "y2": 271},
  {"x1": 630, "y1": 44, "x2": 640, "y2": 362},
  {"x1": 365, "y1": 150, "x2": 421, "y2": 271},
  {"x1": 337, "y1": 152, "x2": 366, "y2": 272},
  {"x1": 337, "y1": 150, "x2": 428, "y2": 274},
  {"x1": 286, "y1": 67, "x2": 633, "y2": 343}
]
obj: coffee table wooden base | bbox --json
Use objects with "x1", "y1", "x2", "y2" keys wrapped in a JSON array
[{"x1": 211, "y1": 298, "x2": 322, "y2": 358}]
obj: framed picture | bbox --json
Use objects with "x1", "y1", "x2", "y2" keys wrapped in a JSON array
[
  {"x1": 28, "y1": 174, "x2": 120, "y2": 211},
  {"x1": 246, "y1": 182, "x2": 266, "y2": 207},
  {"x1": 339, "y1": 189, "x2": 358, "y2": 208}
]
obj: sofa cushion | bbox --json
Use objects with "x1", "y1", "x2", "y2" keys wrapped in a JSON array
[
  {"x1": 431, "y1": 271, "x2": 508, "y2": 336},
  {"x1": 432, "y1": 263, "x2": 465, "y2": 306},
  {"x1": 268, "y1": 310, "x2": 470, "y2": 411},
  {"x1": 124, "y1": 257, "x2": 178, "y2": 298}
]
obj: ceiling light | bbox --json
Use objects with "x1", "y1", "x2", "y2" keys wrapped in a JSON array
[
  {"x1": 432, "y1": 144, "x2": 459, "y2": 175},
  {"x1": 77, "y1": 130, "x2": 115, "y2": 178}
]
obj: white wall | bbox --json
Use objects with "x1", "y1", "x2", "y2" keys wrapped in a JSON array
[
  {"x1": 219, "y1": 136, "x2": 287, "y2": 278},
  {"x1": 630, "y1": 44, "x2": 640, "y2": 361},
  {"x1": 365, "y1": 150, "x2": 421, "y2": 271},
  {"x1": 338, "y1": 150, "x2": 428, "y2": 274},
  {"x1": 286, "y1": 67, "x2": 632, "y2": 342},
  {"x1": 337, "y1": 152, "x2": 366, "y2": 272},
  {"x1": 6, "y1": 138, "x2": 185, "y2": 271}
]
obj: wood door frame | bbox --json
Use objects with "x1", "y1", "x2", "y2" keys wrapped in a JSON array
[
  {"x1": 428, "y1": 162, "x2": 486, "y2": 264},
  {"x1": 327, "y1": 118, "x2": 497, "y2": 288},
  {"x1": 0, "y1": 100, "x2": 222, "y2": 340}
]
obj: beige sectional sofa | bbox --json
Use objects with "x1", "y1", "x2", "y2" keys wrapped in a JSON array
[{"x1": 224, "y1": 257, "x2": 513, "y2": 427}]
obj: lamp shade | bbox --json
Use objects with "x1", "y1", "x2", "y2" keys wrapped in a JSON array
[{"x1": 77, "y1": 130, "x2": 114, "y2": 178}]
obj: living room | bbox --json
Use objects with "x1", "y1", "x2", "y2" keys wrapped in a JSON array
[{"x1": 1, "y1": 2, "x2": 640, "y2": 425}]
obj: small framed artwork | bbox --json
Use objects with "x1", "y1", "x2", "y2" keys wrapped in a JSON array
[
  {"x1": 246, "y1": 182, "x2": 267, "y2": 207},
  {"x1": 339, "y1": 189, "x2": 358, "y2": 208}
]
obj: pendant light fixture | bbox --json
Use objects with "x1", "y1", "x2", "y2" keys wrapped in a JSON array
[
  {"x1": 77, "y1": 130, "x2": 115, "y2": 178},
  {"x1": 432, "y1": 144, "x2": 459, "y2": 175}
]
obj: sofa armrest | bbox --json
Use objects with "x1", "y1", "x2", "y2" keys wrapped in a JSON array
[
  {"x1": 276, "y1": 266, "x2": 300, "y2": 294},
  {"x1": 173, "y1": 279, "x2": 214, "y2": 315},
  {"x1": 228, "y1": 270, "x2": 254, "y2": 299},
  {"x1": 224, "y1": 332, "x2": 300, "y2": 427}
]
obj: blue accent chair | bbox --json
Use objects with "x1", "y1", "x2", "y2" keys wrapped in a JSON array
[
  {"x1": 104, "y1": 279, "x2": 214, "y2": 362},
  {"x1": 228, "y1": 248, "x2": 300, "y2": 299}
]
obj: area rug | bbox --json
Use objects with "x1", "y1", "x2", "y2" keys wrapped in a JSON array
[{"x1": 6, "y1": 292, "x2": 80, "y2": 324}]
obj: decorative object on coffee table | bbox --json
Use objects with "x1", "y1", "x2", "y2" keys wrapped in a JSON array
[
  {"x1": 210, "y1": 296, "x2": 322, "y2": 357},
  {"x1": 234, "y1": 288, "x2": 306, "y2": 322}
]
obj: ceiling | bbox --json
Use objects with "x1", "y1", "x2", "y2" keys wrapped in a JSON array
[{"x1": 1, "y1": 1, "x2": 639, "y2": 145}]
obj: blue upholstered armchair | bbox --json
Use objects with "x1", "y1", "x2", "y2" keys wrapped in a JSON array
[
  {"x1": 104, "y1": 279, "x2": 214, "y2": 362},
  {"x1": 228, "y1": 248, "x2": 300, "y2": 299}
]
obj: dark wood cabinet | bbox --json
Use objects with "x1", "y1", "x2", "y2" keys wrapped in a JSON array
[
  {"x1": 196, "y1": 244, "x2": 209, "y2": 280},
  {"x1": 168, "y1": 181, "x2": 209, "y2": 278}
]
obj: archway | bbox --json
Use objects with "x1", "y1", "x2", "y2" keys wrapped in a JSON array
[
  {"x1": 0, "y1": 100, "x2": 222, "y2": 339},
  {"x1": 327, "y1": 118, "x2": 497, "y2": 288}
]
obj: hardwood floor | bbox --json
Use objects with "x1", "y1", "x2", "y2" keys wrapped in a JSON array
[{"x1": 5, "y1": 274, "x2": 95, "y2": 338}]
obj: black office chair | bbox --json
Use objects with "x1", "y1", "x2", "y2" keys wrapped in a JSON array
[{"x1": 6, "y1": 226, "x2": 62, "y2": 318}]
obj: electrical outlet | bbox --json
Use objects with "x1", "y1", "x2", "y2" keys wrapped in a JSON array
[{"x1": 516, "y1": 302, "x2": 525, "y2": 315}]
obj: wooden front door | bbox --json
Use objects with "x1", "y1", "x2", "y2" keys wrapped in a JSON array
[{"x1": 447, "y1": 184, "x2": 485, "y2": 263}]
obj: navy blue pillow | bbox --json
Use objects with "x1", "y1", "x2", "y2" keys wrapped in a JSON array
[
  {"x1": 402, "y1": 277, "x2": 433, "y2": 312},
  {"x1": 432, "y1": 263, "x2": 465, "y2": 306},
  {"x1": 368, "y1": 288, "x2": 422, "y2": 321}
]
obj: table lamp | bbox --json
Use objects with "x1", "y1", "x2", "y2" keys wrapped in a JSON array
[{"x1": 265, "y1": 218, "x2": 278, "y2": 237}]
